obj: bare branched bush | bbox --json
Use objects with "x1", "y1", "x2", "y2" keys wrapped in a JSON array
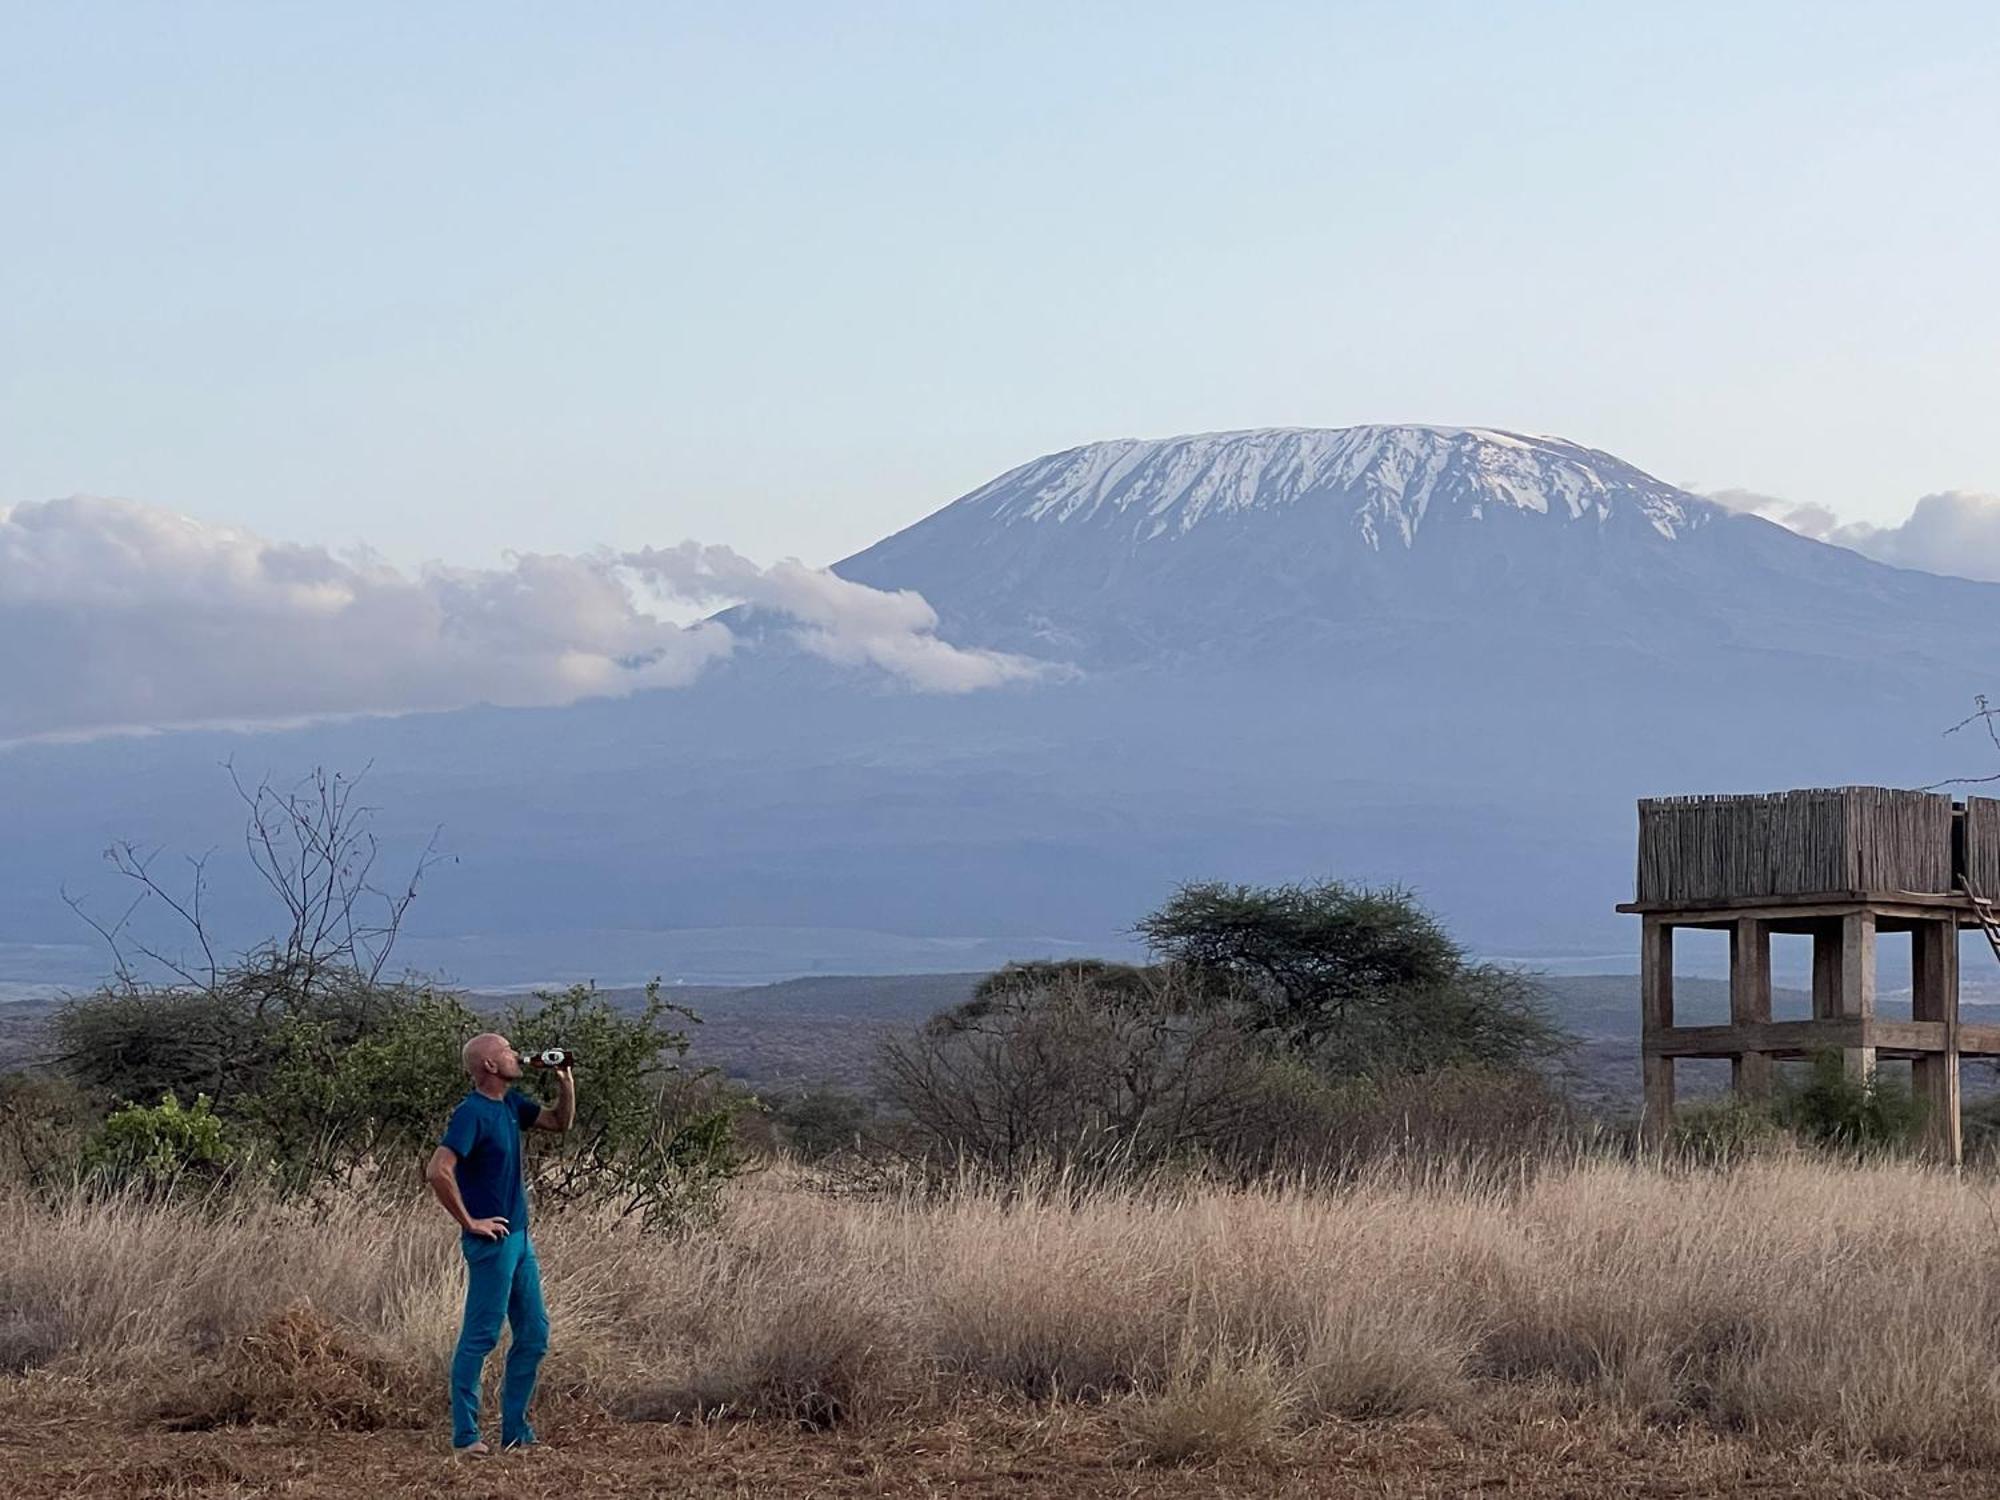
[
  {"x1": 876, "y1": 962, "x2": 1580, "y2": 1181},
  {"x1": 876, "y1": 964, "x2": 1266, "y2": 1175}
]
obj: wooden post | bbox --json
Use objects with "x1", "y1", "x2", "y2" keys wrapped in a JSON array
[
  {"x1": 1912, "y1": 918, "x2": 1962, "y2": 1165},
  {"x1": 1811, "y1": 919, "x2": 1840, "y2": 1020},
  {"x1": 1641, "y1": 917, "x2": 1675, "y2": 1145},
  {"x1": 1730, "y1": 917, "x2": 1773, "y2": 1101},
  {"x1": 1836, "y1": 910, "x2": 1877, "y2": 1085}
]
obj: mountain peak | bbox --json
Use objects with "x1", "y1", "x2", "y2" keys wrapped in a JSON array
[
  {"x1": 952, "y1": 425, "x2": 1713, "y2": 548},
  {"x1": 833, "y1": 423, "x2": 1771, "y2": 665}
]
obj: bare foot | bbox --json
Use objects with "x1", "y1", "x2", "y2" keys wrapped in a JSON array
[{"x1": 453, "y1": 1440, "x2": 492, "y2": 1458}]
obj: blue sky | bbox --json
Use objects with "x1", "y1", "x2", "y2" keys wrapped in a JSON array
[{"x1": 3, "y1": 1, "x2": 1997, "y2": 569}]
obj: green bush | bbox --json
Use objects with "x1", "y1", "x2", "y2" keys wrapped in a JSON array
[
  {"x1": 876, "y1": 883, "x2": 1578, "y2": 1182},
  {"x1": 772, "y1": 1085, "x2": 874, "y2": 1161},
  {"x1": 509, "y1": 982, "x2": 742, "y2": 1231},
  {"x1": 248, "y1": 984, "x2": 482, "y2": 1192},
  {"x1": 52, "y1": 970, "x2": 740, "y2": 1226},
  {"x1": 1776, "y1": 1052, "x2": 1921, "y2": 1152},
  {"x1": 80, "y1": 1093, "x2": 235, "y2": 1191},
  {"x1": 49, "y1": 765, "x2": 739, "y2": 1226}
]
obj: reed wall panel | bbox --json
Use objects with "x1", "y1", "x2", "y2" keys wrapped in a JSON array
[
  {"x1": 1636, "y1": 788, "x2": 1954, "y2": 906},
  {"x1": 1964, "y1": 798, "x2": 2000, "y2": 901}
]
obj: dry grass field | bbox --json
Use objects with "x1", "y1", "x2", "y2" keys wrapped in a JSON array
[{"x1": 9, "y1": 1154, "x2": 2000, "y2": 1496}]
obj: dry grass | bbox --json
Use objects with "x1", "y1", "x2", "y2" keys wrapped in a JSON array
[
  {"x1": 1120, "y1": 1344, "x2": 1294, "y2": 1464},
  {"x1": 9, "y1": 1152, "x2": 2000, "y2": 1477}
]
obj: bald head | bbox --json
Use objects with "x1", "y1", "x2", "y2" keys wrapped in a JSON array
[{"x1": 462, "y1": 1033, "x2": 518, "y2": 1083}]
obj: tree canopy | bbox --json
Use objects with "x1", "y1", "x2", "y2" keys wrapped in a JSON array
[{"x1": 1136, "y1": 880, "x2": 1565, "y2": 1076}]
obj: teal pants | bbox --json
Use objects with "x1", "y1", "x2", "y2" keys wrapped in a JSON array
[{"x1": 450, "y1": 1228, "x2": 549, "y2": 1449}]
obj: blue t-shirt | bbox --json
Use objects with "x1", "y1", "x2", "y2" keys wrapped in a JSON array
[{"x1": 440, "y1": 1089, "x2": 542, "y2": 1236}]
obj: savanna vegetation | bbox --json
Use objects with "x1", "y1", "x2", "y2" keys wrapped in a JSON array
[{"x1": 3, "y1": 767, "x2": 1991, "y2": 1497}]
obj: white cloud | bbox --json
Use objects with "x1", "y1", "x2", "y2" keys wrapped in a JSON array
[
  {"x1": 1707, "y1": 487, "x2": 2000, "y2": 584},
  {"x1": 621, "y1": 543, "x2": 1051, "y2": 693},
  {"x1": 0, "y1": 496, "x2": 1054, "y2": 743}
]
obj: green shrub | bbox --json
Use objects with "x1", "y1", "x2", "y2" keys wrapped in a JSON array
[
  {"x1": 1776, "y1": 1052, "x2": 1921, "y2": 1152},
  {"x1": 247, "y1": 985, "x2": 481, "y2": 1192},
  {"x1": 511, "y1": 983, "x2": 742, "y2": 1232},
  {"x1": 1235, "y1": 1061, "x2": 1583, "y2": 1178},
  {"x1": 876, "y1": 881, "x2": 1579, "y2": 1182},
  {"x1": 772, "y1": 1085, "x2": 874, "y2": 1161},
  {"x1": 80, "y1": 1093, "x2": 235, "y2": 1191},
  {"x1": 53, "y1": 970, "x2": 739, "y2": 1225}
]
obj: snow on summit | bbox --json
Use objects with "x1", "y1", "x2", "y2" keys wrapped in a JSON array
[
  {"x1": 951, "y1": 426, "x2": 1711, "y2": 548},
  {"x1": 833, "y1": 423, "x2": 1769, "y2": 665}
]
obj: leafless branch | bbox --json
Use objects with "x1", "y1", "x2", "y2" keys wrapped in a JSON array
[
  {"x1": 68, "y1": 760, "x2": 449, "y2": 1004},
  {"x1": 1928, "y1": 696, "x2": 2000, "y2": 789}
]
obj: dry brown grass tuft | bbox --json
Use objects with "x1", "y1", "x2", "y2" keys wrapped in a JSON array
[
  {"x1": 153, "y1": 1300, "x2": 431, "y2": 1433},
  {"x1": 11, "y1": 1153, "x2": 2000, "y2": 1466},
  {"x1": 1119, "y1": 1345, "x2": 1293, "y2": 1464}
]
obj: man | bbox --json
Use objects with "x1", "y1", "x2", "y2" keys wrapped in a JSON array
[{"x1": 425, "y1": 1033, "x2": 576, "y2": 1456}]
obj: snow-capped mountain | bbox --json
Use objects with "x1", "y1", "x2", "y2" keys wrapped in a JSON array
[
  {"x1": 927, "y1": 426, "x2": 1710, "y2": 546},
  {"x1": 834, "y1": 424, "x2": 1953, "y2": 666}
]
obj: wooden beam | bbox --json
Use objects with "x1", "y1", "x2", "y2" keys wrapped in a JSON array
[
  {"x1": 1912, "y1": 919, "x2": 1957, "y2": 1024},
  {"x1": 1870, "y1": 1020, "x2": 1950, "y2": 1054},
  {"x1": 1956, "y1": 1023, "x2": 2000, "y2": 1057},
  {"x1": 1646, "y1": 1019, "x2": 1951, "y2": 1057},
  {"x1": 1731, "y1": 917, "x2": 1773, "y2": 1100},
  {"x1": 1913, "y1": 1056, "x2": 1961, "y2": 1161},
  {"x1": 1647, "y1": 1019, "x2": 1869, "y2": 1057}
]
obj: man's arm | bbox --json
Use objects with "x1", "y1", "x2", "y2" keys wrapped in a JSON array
[
  {"x1": 532, "y1": 1066, "x2": 576, "y2": 1132},
  {"x1": 425, "y1": 1146, "x2": 509, "y2": 1239}
]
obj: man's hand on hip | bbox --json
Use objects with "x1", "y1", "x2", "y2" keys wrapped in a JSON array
[{"x1": 466, "y1": 1216, "x2": 510, "y2": 1241}]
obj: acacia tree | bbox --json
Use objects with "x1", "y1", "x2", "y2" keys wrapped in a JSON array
[{"x1": 1136, "y1": 880, "x2": 1565, "y2": 1077}]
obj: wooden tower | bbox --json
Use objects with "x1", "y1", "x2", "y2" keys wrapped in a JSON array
[{"x1": 1618, "y1": 788, "x2": 2000, "y2": 1164}]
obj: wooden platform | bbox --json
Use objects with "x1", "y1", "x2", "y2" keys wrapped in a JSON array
[
  {"x1": 1617, "y1": 889, "x2": 1987, "y2": 929},
  {"x1": 1632, "y1": 896, "x2": 1968, "y2": 1162},
  {"x1": 1623, "y1": 790, "x2": 2000, "y2": 1164}
]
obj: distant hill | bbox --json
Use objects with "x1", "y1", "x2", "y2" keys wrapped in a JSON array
[{"x1": 611, "y1": 972, "x2": 982, "y2": 1090}]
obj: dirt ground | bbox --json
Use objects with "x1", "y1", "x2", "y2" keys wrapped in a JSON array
[{"x1": 3, "y1": 1403, "x2": 1991, "y2": 1500}]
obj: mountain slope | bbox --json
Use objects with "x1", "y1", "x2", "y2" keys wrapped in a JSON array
[{"x1": 836, "y1": 425, "x2": 2000, "y2": 672}]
